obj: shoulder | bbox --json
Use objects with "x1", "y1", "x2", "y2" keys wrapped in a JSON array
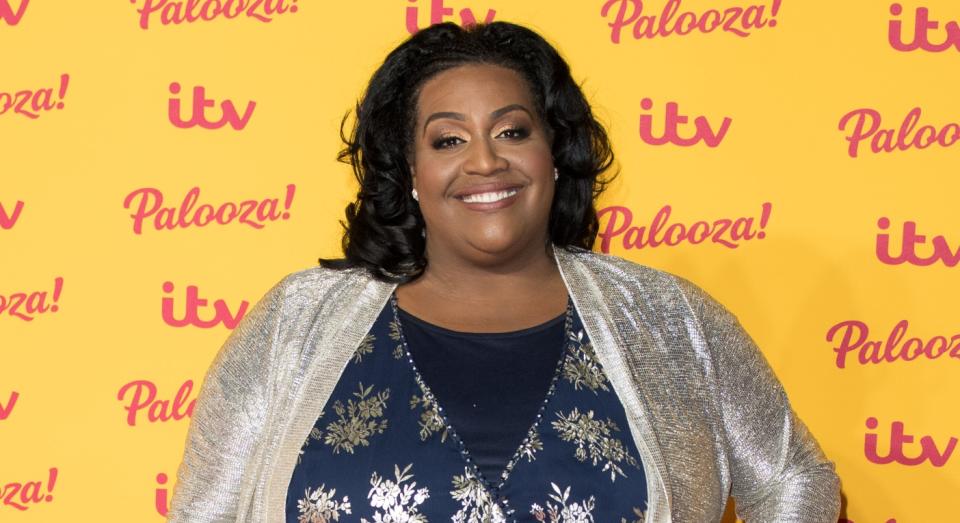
[
  {"x1": 262, "y1": 264, "x2": 377, "y2": 316},
  {"x1": 559, "y1": 245, "x2": 725, "y2": 317},
  {"x1": 280, "y1": 264, "x2": 371, "y2": 292},
  {"x1": 559, "y1": 245, "x2": 692, "y2": 293}
]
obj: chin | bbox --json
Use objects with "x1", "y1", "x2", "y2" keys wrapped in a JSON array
[
  {"x1": 467, "y1": 236, "x2": 516, "y2": 254},
  {"x1": 463, "y1": 232, "x2": 532, "y2": 259}
]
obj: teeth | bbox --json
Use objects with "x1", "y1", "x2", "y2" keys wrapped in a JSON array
[{"x1": 461, "y1": 188, "x2": 519, "y2": 204}]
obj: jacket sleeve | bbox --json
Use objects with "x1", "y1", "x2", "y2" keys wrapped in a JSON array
[
  {"x1": 167, "y1": 275, "x2": 290, "y2": 523},
  {"x1": 675, "y1": 277, "x2": 841, "y2": 523}
]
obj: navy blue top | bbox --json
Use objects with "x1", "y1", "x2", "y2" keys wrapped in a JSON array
[
  {"x1": 398, "y1": 303, "x2": 567, "y2": 482},
  {"x1": 286, "y1": 294, "x2": 648, "y2": 522}
]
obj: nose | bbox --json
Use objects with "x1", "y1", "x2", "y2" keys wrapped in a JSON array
[{"x1": 462, "y1": 136, "x2": 509, "y2": 176}]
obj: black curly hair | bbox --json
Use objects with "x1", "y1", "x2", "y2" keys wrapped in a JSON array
[{"x1": 319, "y1": 21, "x2": 617, "y2": 282}]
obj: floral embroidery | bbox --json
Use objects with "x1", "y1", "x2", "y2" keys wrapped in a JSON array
[
  {"x1": 298, "y1": 412, "x2": 326, "y2": 464},
  {"x1": 518, "y1": 431, "x2": 543, "y2": 462},
  {"x1": 359, "y1": 464, "x2": 429, "y2": 523},
  {"x1": 562, "y1": 330, "x2": 610, "y2": 394},
  {"x1": 354, "y1": 334, "x2": 376, "y2": 363},
  {"x1": 389, "y1": 319, "x2": 405, "y2": 359},
  {"x1": 289, "y1": 305, "x2": 650, "y2": 523},
  {"x1": 552, "y1": 408, "x2": 640, "y2": 482},
  {"x1": 298, "y1": 426, "x2": 324, "y2": 464},
  {"x1": 297, "y1": 484, "x2": 352, "y2": 523},
  {"x1": 530, "y1": 483, "x2": 596, "y2": 522},
  {"x1": 620, "y1": 507, "x2": 646, "y2": 523},
  {"x1": 410, "y1": 393, "x2": 449, "y2": 443},
  {"x1": 450, "y1": 468, "x2": 506, "y2": 523},
  {"x1": 323, "y1": 383, "x2": 390, "y2": 454}
]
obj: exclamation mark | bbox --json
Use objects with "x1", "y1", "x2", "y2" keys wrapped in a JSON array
[
  {"x1": 56, "y1": 74, "x2": 69, "y2": 110},
  {"x1": 757, "y1": 202, "x2": 772, "y2": 239},
  {"x1": 282, "y1": 184, "x2": 295, "y2": 219},
  {"x1": 768, "y1": 0, "x2": 782, "y2": 28},
  {"x1": 45, "y1": 467, "x2": 58, "y2": 502},
  {"x1": 50, "y1": 276, "x2": 63, "y2": 312}
]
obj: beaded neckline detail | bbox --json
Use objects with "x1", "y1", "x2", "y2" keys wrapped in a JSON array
[{"x1": 388, "y1": 292, "x2": 574, "y2": 518}]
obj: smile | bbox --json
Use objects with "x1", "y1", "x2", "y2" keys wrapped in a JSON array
[{"x1": 459, "y1": 188, "x2": 521, "y2": 204}]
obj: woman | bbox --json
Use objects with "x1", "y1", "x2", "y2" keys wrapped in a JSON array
[{"x1": 168, "y1": 21, "x2": 840, "y2": 522}]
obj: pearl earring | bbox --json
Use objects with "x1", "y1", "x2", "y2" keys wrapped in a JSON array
[
  {"x1": 411, "y1": 188, "x2": 419, "y2": 201},
  {"x1": 554, "y1": 167, "x2": 559, "y2": 181}
]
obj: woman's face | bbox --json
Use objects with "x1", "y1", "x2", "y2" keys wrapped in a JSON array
[{"x1": 410, "y1": 63, "x2": 555, "y2": 263}]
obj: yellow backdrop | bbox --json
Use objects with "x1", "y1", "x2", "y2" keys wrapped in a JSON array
[{"x1": 2, "y1": 1, "x2": 957, "y2": 521}]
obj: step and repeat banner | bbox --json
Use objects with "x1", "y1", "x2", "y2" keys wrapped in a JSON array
[{"x1": 1, "y1": 1, "x2": 957, "y2": 521}]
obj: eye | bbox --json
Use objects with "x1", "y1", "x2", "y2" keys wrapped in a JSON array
[
  {"x1": 432, "y1": 135, "x2": 465, "y2": 150},
  {"x1": 498, "y1": 126, "x2": 530, "y2": 140}
]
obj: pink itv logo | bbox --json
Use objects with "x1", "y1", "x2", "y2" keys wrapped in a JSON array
[
  {"x1": 889, "y1": 3, "x2": 960, "y2": 53},
  {"x1": 865, "y1": 417, "x2": 957, "y2": 468},
  {"x1": 0, "y1": 201, "x2": 24, "y2": 230},
  {"x1": 0, "y1": 0, "x2": 29, "y2": 26},
  {"x1": 168, "y1": 82, "x2": 256, "y2": 130},
  {"x1": 405, "y1": 0, "x2": 496, "y2": 34},
  {"x1": 161, "y1": 281, "x2": 249, "y2": 329},
  {"x1": 639, "y1": 98, "x2": 732, "y2": 148},
  {"x1": 876, "y1": 217, "x2": 960, "y2": 268},
  {"x1": 0, "y1": 391, "x2": 19, "y2": 421}
]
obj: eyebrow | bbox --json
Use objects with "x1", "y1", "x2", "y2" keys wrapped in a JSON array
[{"x1": 421, "y1": 104, "x2": 532, "y2": 137}]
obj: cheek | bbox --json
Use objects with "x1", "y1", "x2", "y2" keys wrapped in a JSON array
[
  {"x1": 512, "y1": 141, "x2": 553, "y2": 171},
  {"x1": 413, "y1": 158, "x2": 452, "y2": 192}
]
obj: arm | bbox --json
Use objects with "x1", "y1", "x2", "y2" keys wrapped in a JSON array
[
  {"x1": 167, "y1": 275, "x2": 290, "y2": 523},
  {"x1": 675, "y1": 277, "x2": 841, "y2": 522}
]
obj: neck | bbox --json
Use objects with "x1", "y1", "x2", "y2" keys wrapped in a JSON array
[
  {"x1": 395, "y1": 237, "x2": 571, "y2": 331},
  {"x1": 411, "y1": 238, "x2": 562, "y2": 302}
]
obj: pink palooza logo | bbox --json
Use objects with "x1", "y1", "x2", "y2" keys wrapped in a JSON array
[
  {"x1": 131, "y1": 0, "x2": 299, "y2": 29},
  {"x1": 876, "y1": 217, "x2": 959, "y2": 267},
  {"x1": 0, "y1": 391, "x2": 18, "y2": 421},
  {"x1": 601, "y1": 0, "x2": 781, "y2": 44},
  {"x1": 123, "y1": 184, "x2": 295, "y2": 234},
  {"x1": 0, "y1": 277, "x2": 63, "y2": 322},
  {"x1": 168, "y1": 82, "x2": 256, "y2": 130},
  {"x1": 827, "y1": 320, "x2": 960, "y2": 369},
  {"x1": 0, "y1": 0, "x2": 29, "y2": 26},
  {"x1": 0, "y1": 468, "x2": 59, "y2": 511},
  {"x1": 117, "y1": 380, "x2": 196, "y2": 426},
  {"x1": 0, "y1": 200, "x2": 24, "y2": 230},
  {"x1": 639, "y1": 98, "x2": 732, "y2": 147},
  {"x1": 0, "y1": 74, "x2": 70, "y2": 120},
  {"x1": 161, "y1": 281, "x2": 250, "y2": 329},
  {"x1": 405, "y1": 0, "x2": 496, "y2": 34},
  {"x1": 865, "y1": 417, "x2": 957, "y2": 467},
  {"x1": 839, "y1": 107, "x2": 960, "y2": 157},
  {"x1": 888, "y1": 3, "x2": 960, "y2": 53},
  {"x1": 597, "y1": 202, "x2": 771, "y2": 254}
]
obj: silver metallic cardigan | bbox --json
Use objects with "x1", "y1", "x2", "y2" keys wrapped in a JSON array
[{"x1": 167, "y1": 245, "x2": 841, "y2": 522}]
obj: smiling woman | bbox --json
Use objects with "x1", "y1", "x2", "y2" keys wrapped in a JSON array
[
  {"x1": 167, "y1": 21, "x2": 841, "y2": 523},
  {"x1": 405, "y1": 63, "x2": 564, "y2": 318}
]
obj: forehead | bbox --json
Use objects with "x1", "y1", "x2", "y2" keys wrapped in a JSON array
[{"x1": 415, "y1": 63, "x2": 535, "y2": 118}]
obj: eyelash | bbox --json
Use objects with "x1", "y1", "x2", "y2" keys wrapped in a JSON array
[{"x1": 432, "y1": 126, "x2": 530, "y2": 150}]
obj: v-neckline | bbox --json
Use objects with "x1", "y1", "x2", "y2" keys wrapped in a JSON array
[{"x1": 388, "y1": 292, "x2": 574, "y2": 499}]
